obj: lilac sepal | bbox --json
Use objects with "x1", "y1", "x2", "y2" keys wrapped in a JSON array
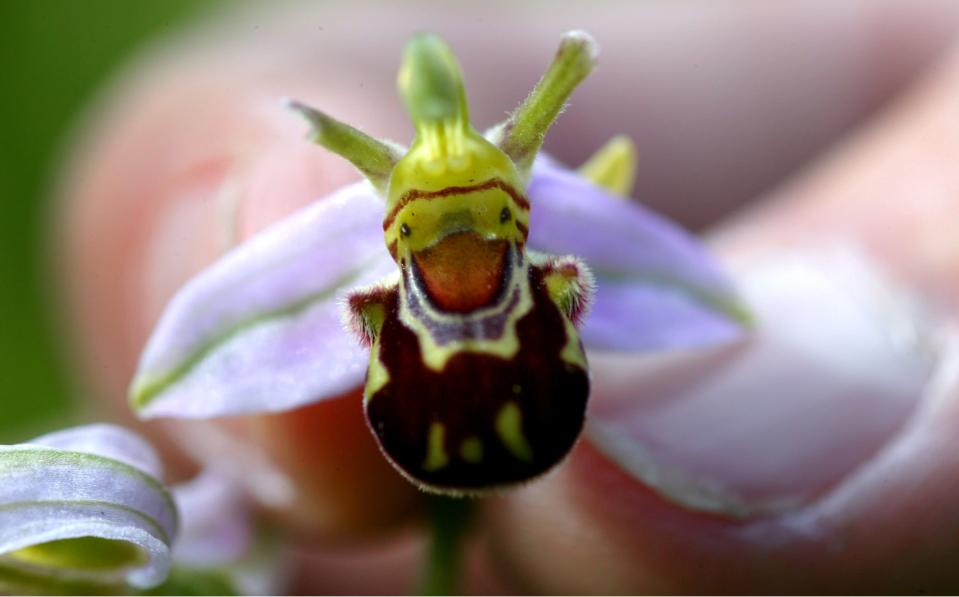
[
  {"x1": 527, "y1": 160, "x2": 747, "y2": 351},
  {"x1": 130, "y1": 182, "x2": 395, "y2": 419}
]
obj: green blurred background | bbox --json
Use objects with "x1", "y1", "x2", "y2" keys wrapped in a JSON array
[{"x1": 0, "y1": 1, "x2": 220, "y2": 441}]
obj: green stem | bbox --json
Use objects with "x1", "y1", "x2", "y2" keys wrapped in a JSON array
[{"x1": 420, "y1": 496, "x2": 475, "y2": 596}]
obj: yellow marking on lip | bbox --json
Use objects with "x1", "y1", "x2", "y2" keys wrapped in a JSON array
[
  {"x1": 559, "y1": 315, "x2": 588, "y2": 370},
  {"x1": 459, "y1": 436, "x2": 483, "y2": 463},
  {"x1": 364, "y1": 336, "x2": 392, "y2": 401},
  {"x1": 423, "y1": 422, "x2": 450, "y2": 471},
  {"x1": 496, "y1": 402, "x2": 533, "y2": 462}
]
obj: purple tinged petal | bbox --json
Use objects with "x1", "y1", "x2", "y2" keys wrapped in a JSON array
[
  {"x1": 528, "y1": 160, "x2": 748, "y2": 351},
  {"x1": 131, "y1": 182, "x2": 395, "y2": 419},
  {"x1": 588, "y1": 282, "x2": 744, "y2": 352},
  {"x1": 0, "y1": 425, "x2": 177, "y2": 589},
  {"x1": 172, "y1": 472, "x2": 286, "y2": 594},
  {"x1": 172, "y1": 471, "x2": 251, "y2": 567}
]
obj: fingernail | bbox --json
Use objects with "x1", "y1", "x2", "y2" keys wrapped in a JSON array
[{"x1": 586, "y1": 247, "x2": 940, "y2": 517}]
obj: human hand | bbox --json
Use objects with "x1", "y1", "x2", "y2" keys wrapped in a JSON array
[{"x1": 56, "y1": 1, "x2": 959, "y2": 592}]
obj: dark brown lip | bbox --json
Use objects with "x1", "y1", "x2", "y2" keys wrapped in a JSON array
[{"x1": 412, "y1": 231, "x2": 510, "y2": 313}]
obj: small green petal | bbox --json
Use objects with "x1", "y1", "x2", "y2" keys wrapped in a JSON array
[
  {"x1": 492, "y1": 30, "x2": 598, "y2": 178},
  {"x1": 578, "y1": 135, "x2": 638, "y2": 197},
  {"x1": 286, "y1": 100, "x2": 402, "y2": 194}
]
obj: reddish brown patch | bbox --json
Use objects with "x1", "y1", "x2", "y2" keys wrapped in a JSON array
[{"x1": 412, "y1": 232, "x2": 508, "y2": 313}]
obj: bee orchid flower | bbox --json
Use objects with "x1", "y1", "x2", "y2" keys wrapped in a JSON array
[{"x1": 128, "y1": 31, "x2": 747, "y2": 495}]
